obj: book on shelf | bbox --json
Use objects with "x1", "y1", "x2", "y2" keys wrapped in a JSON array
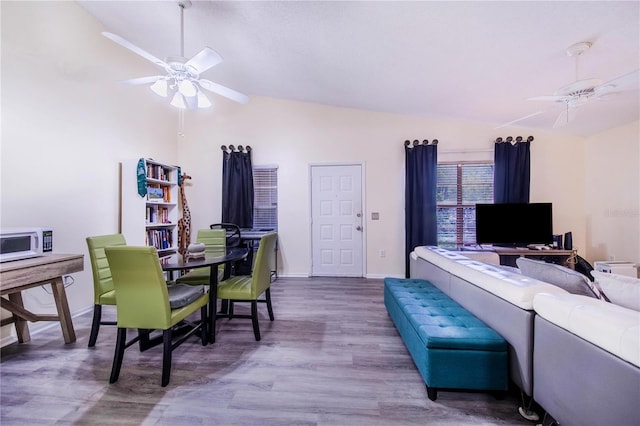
[
  {"x1": 146, "y1": 228, "x2": 174, "y2": 250},
  {"x1": 147, "y1": 164, "x2": 170, "y2": 181},
  {"x1": 147, "y1": 185, "x2": 164, "y2": 200}
]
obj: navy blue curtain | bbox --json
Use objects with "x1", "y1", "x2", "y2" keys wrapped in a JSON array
[
  {"x1": 494, "y1": 141, "x2": 530, "y2": 203},
  {"x1": 222, "y1": 148, "x2": 254, "y2": 228},
  {"x1": 405, "y1": 143, "x2": 438, "y2": 278}
]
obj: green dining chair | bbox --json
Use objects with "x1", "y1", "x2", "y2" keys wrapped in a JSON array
[
  {"x1": 105, "y1": 246, "x2": 209, "y2": 387},
  {"x1": 86, "y1": 233, "x2": 127, "y2": 347},
  {"x1": 216, "y1": 232, "x2": 277, "y2": 341},
  {"x1": 175, "y1": 228, "x2": 227, "y2": 285}
]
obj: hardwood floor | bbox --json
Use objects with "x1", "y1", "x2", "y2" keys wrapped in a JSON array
[{"x1": 1, "y1": 277, "x2": 532, "y2": 425}]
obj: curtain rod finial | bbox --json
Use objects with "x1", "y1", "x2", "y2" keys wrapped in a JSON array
[
  {"x1": 404, "y1": 140, "x2": 410, "y2": 147},
  {"x1": 527, "y1": 136, "x2": 534, "y2": 142},
  {"x1": 432, "y1": 139, "x2": 438, "y2": 145},
  {"x1": 221, "y1": 145, "x2": 228, "y2": 152}
]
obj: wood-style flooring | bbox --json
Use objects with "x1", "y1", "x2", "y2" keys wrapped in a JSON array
[{"x1": 1, "y1": 277, "x2": 532, "y2": 425}]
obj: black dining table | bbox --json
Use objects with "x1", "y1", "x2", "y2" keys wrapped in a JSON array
[{"x1": 160, "y1": 247, "x2": 248, "y2": 343}]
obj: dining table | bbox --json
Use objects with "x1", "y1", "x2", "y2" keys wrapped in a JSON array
[{"x1": 160, "y1": 247, "x2": 248, "y2": 343}]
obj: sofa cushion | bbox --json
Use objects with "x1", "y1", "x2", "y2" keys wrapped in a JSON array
[
  {"x1": 590, "y1": 271, "x2": 640, "y2": 311},
  {"x1": 414, "y1": 246, "x2": 567, "y2": 310},
  {"x1": 167, "y1": 283, "x2": 206, "y2": 309},
  {"x1": 533, "y1": 292, "x2": 640, "y2": 368},
  {"x1": 516, "y1": 257, "x2": 599, "y2": 298}
]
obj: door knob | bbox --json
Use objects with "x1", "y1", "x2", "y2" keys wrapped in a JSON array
[{"x1": 356, "y1": 226, "x2": 362, "y2": 231}]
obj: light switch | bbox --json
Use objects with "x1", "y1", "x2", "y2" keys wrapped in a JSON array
[{"x1": 371, "y1": 212, "x2": 380, "y2": 220}]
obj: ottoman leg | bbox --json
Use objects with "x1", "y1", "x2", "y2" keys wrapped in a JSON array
[{"x1": 426, "y1": 385, "x2": 438, "y2": 401}]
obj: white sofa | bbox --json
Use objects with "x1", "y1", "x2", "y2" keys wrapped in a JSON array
[
  {"x1": 533, "y1": 292, "x2": 640, "y2": 426},
  {"x1": 410, "y1": 246, "x2": 640, "y2": 424}
]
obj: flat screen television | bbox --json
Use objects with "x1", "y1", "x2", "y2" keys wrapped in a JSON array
[{"x1": 475, "y1": 203, "x2": 553, "y2": 247}]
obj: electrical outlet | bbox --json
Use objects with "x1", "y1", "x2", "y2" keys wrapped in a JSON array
[{"x1": 379, "y1": 249, "x2": 386, "y2": 258}]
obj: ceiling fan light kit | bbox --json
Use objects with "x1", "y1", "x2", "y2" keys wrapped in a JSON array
[
  {"x1": 103, "y1": 0, "x2": 248, "y2": 110},
  {"x1": 150, "y1": 79, "x2": 168, "y2": 97}
]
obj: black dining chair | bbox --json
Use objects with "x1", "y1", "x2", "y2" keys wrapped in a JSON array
[
  {"x1": 210, "y1": 223, "x2": 250, "y2": 275},
  {"x1": 209, "y1": 223, "x2": 242, "y2": 248}
]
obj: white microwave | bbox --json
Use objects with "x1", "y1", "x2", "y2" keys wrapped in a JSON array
[{"x1": 0, "y1": 228, "x2": 53, "y2": 263}]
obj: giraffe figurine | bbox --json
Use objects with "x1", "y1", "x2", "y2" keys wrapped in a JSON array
[{"x1": 177, "y1": 173, "x2": 192, "y2": 257}]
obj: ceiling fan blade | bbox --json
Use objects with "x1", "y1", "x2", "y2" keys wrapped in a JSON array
[
  {"x1": 198, "y1": 79, "x2": 249, "y2": 104},
  {"x1": 553, "y1": 106, "x2": 578, "y2": 128},
  {"x1": 553, "y1": 110, "x2": 568, "y2": 128},
  {"x1": 494, "y1": 111, "x2": 546, "y2": 129},
  {"x1": 595, "y1": 69, "x2": 640, "y2": 96},
  {"x1": 120, "y1": 76, "x2": 163, "y2": 86},
  {"x1": 102, "y1": 32, "x2": 169, "y2": 69},
  {"x1": 528, "y1": 95, "x2": 571, "y2": 102},
  {"x1": 185, "y1": 48, "x2": 223, "y2": 75}
]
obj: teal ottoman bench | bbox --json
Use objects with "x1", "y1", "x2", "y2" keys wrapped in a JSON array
[{"x1": 384, "y1": 277, "x2": 508, "y2": 401}]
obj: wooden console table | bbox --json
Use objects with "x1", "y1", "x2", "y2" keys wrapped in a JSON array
[
  {"x1": 0, "y1": 253, "x2": 83, "y2": 344},
  {"x1": 462, "y1": 246, "x2": 577, "y2": 269}
]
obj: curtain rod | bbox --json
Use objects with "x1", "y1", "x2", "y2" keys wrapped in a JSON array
[
  {"x1": 221, "y1": 144, "x2": 252, "y2": 153},
  {"x1": 404, "y1": 139, "x2": 439, "y2": 147},
  {"x1": 495, "y1": 136, "x2": 534, "y2": 144}
]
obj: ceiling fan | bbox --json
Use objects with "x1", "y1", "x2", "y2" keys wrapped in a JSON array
[
  {"x1": 102, "y1": 0, "x2": 248, "y2": 110},
  {"x1": 498, "y1": 41, "x2": 639, "y2": 129}
]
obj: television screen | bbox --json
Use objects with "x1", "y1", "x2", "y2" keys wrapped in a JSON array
[{"x1": 475, "y1": 203, "x2": 553, "y2": 247}]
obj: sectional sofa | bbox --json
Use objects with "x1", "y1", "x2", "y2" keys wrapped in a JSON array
[{"x1": 408, "y1": 246, "x2": 640, "y2": 425}]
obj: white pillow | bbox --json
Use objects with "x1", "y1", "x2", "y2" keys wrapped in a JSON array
[{"x1": 590, "y1": 270, "x2": 640, "y2": 312}]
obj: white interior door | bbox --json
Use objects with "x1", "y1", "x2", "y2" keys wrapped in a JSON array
[{"x1": 311, "y1": 164, "x2": 363, "y2": 277}]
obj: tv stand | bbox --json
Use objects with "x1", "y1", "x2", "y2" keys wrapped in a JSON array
[{"x1": 462, "y1": 246, "x2": 576, "y2": 269}]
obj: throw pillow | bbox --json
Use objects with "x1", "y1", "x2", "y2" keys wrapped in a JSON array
[
  {"x1": 516, "y1": 257, "x2": 599, "y2": 298},
  {"x1": 590, "y1": 271, "x2": 640, "y2": 312}
]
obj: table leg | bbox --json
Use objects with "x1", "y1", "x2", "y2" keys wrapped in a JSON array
[
  {"x1": 50, "y1": 276, "x2": 76, "y2": 344},
  {"x1": 209, "y1": 265, "x2": 218, "y2": 343},
  {"x1": 7, "y1": 292, "x2": 31, "y2": 343}
]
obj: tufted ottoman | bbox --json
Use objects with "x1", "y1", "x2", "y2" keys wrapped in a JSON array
[{"x1": 384, "y1": 277, "x2": 508, "y2": 400}]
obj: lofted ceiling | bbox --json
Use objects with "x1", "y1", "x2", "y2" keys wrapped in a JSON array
[{"x1": 77, "y1": 1, "x2": 640, "y2": 137}]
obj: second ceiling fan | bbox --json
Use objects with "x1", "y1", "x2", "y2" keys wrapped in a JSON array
[
  {"x1": 499, "y1": 41, "x2": 639, "y2": 129},
  {"x1": 103, "y1": 0, "x2": 248, "y2": 110}
]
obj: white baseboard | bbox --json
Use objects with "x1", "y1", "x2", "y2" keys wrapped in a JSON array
[
  {"x1": 276, "y1": 273, "x2": 401, "y2": 280},
  {"x1": 365, "y1": 273, "x2": 403, "y2": 279},
  {"x1": 276, "y1": 272, "x2": 310, "y2": 278}
]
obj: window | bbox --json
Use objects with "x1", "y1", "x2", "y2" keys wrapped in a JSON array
[
  {"x1": 252, "y1": 165, "x2": 278, "y2": 230},
  {"x1": 436, "y1": 162, "x2": 493, "y2": 248}
]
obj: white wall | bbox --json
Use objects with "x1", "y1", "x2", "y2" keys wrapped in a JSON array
[
  {"x1": 1, "y1": 1, "x2": 178, "y2": 342},
  {"x1": 179, "y1": 96, "x2": 587, "y2": 277},
  {"x1": 584, "y1": 120, "x2": 640, "y2": 272}
]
